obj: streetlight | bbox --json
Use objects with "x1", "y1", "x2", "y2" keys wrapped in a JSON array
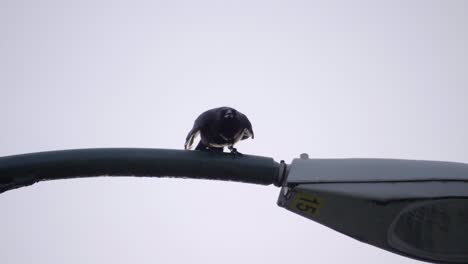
[
  {"x1": 278, "y1": 154, "x2": 468, "y2": 264},
  {"x1": 1, "y1": 148, "x2": 467, "y2": 263}
]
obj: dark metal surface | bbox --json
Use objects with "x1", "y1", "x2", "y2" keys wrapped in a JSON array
[{"x1": 0, "y1": 148, "x2": 281, "y2": 194}]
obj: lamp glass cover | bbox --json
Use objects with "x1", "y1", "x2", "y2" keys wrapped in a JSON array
[{"x1": 388, "y1": 198, "x2": 468, "y2": 263}]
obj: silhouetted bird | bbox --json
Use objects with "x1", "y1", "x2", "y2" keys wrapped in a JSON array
[{"x1": 184, "y1": 107, "x2": 254, "y2": 154}]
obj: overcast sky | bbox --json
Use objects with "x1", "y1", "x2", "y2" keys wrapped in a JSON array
[{"x1": 1, "y1": 1, "x2": 467, "y2": 263}]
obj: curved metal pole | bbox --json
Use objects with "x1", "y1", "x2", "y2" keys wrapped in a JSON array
[{"x1": 0, "y1": 148, "x2": 283, "y2": 194}]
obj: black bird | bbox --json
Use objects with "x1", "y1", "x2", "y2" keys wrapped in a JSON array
[{"x1": 184, "y1": 107, "x2": 254, "y2": 154}]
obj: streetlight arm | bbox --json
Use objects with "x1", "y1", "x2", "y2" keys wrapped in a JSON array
[{"x1": 0, "y1": 148, "x2": 282, "y2": 194}]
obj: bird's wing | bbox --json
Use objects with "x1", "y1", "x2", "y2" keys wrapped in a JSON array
[
  {"x1": 241, "y1": 115, "x2": 254, "y2": 140},
  {"x1": 185, "y1": 112, "x2": 209, "y2": 150},
  {"x1": 184, "y1": 129, "x2": 200, "y2": 150},
  {"x1": 241, "y1": 128, "x2": 254, "y2": 140}
]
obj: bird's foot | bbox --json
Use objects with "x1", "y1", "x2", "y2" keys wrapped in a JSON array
[{"x1": 228, "y1": 146, "x2": 242, "y2": 157}]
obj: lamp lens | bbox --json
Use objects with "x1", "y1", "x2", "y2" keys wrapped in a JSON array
[{"x1": 388, "y1": 199, "x2": 468, "y2": 263}]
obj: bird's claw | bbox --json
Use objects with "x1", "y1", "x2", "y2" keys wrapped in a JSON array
[{"x1": 228, "y1": 147, "x2": 242, "y2": 157}]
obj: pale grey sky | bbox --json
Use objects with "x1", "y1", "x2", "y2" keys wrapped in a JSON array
[{"x1": 1, "y1": 1, "x2": 467, "y2": 263}]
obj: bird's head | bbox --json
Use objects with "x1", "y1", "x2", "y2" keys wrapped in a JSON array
[{"x1": 221, "y1": 107, "x2": 237, "y2": 120}]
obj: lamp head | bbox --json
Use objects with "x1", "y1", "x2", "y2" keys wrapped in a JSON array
[{"x1": 278, "y1": 156, "x2": 468, "y2": 263}]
